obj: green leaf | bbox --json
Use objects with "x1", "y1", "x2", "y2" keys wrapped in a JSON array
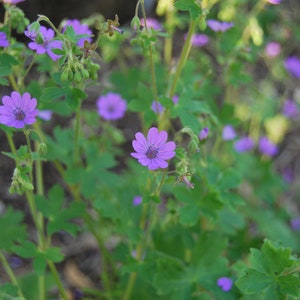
[
  {"x1": 174, "y1": 0, "x2": 202, "y2": 19},
  {"x1": 36, "y1": 184, "x2": 84, "y2": 236},
  {"x1": 236, "y1": 269, "x2": 273, "y2": 294},
  {"x1": 44, "y1": 247, "x2": 64, "y2": 263},
  {"x1": 40, "y1": 86, "x2": 70, "y2": 102},
  {"x1": 0, "y1": 207, "x2": 27, "y2": 251},
  {"x1": 178, "y1": 204, "x2": 199, "y2": 226},
  {"x1": 13, "y1": 241, "x2": 37, "y2": 258}
]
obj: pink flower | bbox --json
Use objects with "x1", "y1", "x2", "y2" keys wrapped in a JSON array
[
  {"x1": 140, "y1": 18, "x2": 162, "y2": 30},
  {"x1": 131, "y1": 127, "x2": 176, "y2": 170},
  {"x1": 267, "y1": 0, "x2": 281, "y2": 4},
  {"x1": 285, "y1": 56, "x2": 300, "y2": 78},
  {"x1": 0, "y1": 91, "x2": 38, "y2": 129},
  {"x1": 25, "y1": 25, "x2": 63, "y2": 61},
  {"x1": 217, "y1": 277, "x2": 233, "y2": 292},
  {"x1": 199, "y1": 127, "x2": 209, "y2": 140},
  {"x1": 2, "y1": 0, "x2": 25, "y2": 4},
  {"x1": 234, "y1": 137, "x2": 254, "y2": 152},
  {"x1": 63, "y1": 19, "x2": 92, "y2": 47},
  {"x1": 96, "y1": 93, "x2": 127, "y2": 120},
  {"x1": 0, "y1": 32, "x2": 9, "y2": 47},
  {"x1": 258, "y1": 137, "x2": 278, "y2": 157},
  {"x1": 265, "y1": 42, "x2": 281, "y2": 57},
  {"x1": 207, "y1": 20, "x2": 234, "y2": 32},
  {"x1": 222, "y1": 125, "x2": 236, "y2": 140}
]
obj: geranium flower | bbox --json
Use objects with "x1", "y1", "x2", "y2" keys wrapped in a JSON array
[
  {"x1": 0, "y1": 32, "x2": 9, "y2": 47},
  {"x1": 234, "y1": 137, "x2": 254, "y2": 152},
  {"x1": 96, "y1": 92, "x2": 127, "y2": 120},
  {"x1": 2, "y1": 0, "x2": 25, "y2": 4},
  {"x1": 63, "y1": 19, "x2": 92, "y2": 47},
  {"x1": 133, "y1": 196, "x2": 142, "y2": 206},
  {"x1": 282, "y1": 99, "x2": 299, "y2": 119},
  {"x1": 222, "y1": 125, "x2": 236, "y2": 140},
  {"x1": 187, "y1": 34, "x2": 209, "y2": 47},
  {"x1": 217, "y1": 277, "x2": 233, "y2": 292},
  {"x1": 207, "y1": 20, "x2": 234, "y2": 32},
  {"x1": 38, "y1": 110, "x2": 52, "y2": 121},
  {"x1": 25, "y1": 25, "x2": 63, "y2": 61},
  {"x1": 267, "y1": 0, "x2": 281, "y2": 4},
  {"x1": 258, "y1": 136, "x2": 278, "y2": 157},
  {"x1": 151, "y1": 101, "x2": 164, "y2": 114},
  {"x1": 199, "y1": 127, "x2": 209, "y2": 140},
  {"x1": 0, "y1": 91, "x2": 38, "y2": 128},
  {"x1": 265, "y1": 42, "x2": 281, "y2": 57},
  {"x1": 131, "y1": 127, "x2": 176, "y2": 170},
  {"x1": 140, "y1": 18, "x2": 162, "y2": 30},
  {"x1": 284, "y1": 56, "x2": 300, "y2": 78}
]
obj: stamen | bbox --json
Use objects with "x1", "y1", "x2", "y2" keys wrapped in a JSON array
[
  {"x1": 146, "y1": 145, "x2": 158, "y2": 159},
  {"x1": 14, "y1": 109, "x2": 25, "y2": 121}
]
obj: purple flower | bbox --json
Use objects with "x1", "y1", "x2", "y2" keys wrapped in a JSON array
[
  {"x1": 199, "y1": 127, "x2": 209, "y2": 140},
  {"x1": 222, "y1": 125, "x2": 236, "y2": 140},
  {"x1": 290, "y1": 218, "x2": 300, "y2": 231},
  {"x1": 8, "y1": 256, "x2": 23, "y2": 268},
  {"x1": 282, "y1": 99, "x2": 299, "y2": 119},
  {"x1": 0, "y1": 91, "x2": 38, "y2": 129},
  {"x1": 0, "y1": 32, "x2": 9, "y2": 47},
  {"x1": 38, "y1": 110, "x2": 52, "y2": 121},
  {"x1": 151, "y1": 101, "x2": 164, "y2": 114},
  {"x1": 172, "y1": 95, "x2": 179, "y2": 105},
  {"x1": 131, "y1": 127, "x2": 176, "y2": 170},
  {"x1": 207, "y1": 20, "x2": 234, "y2": 32},
  {"x1": 284, "y1": 56, "x2": 300, "y2": 78},
  {"x1": 3, "y1": 0, "x2": 25, "y2": 4},
  {"x1": 185, "y1": 33, "x2": 209, "y2": 47},
  {"x1": 217, "y1": 277, "x2": 233, "y2": 292},
  {"x1": 133, "y1": 196, "x2": 142, "y2": 206},
  {"x1": 267, "y1": 0, "x2": 281, "y2": 4},
  {"x1": 265, "y1": 42, "x2": 281, "y2": 57},
  {"x1": 140, "y1": 18, "x2": 162, "y2": 30},
  {"x1": 234, "y1": 137, "x2": 254, "y2": 152},
  {"x1": 97, "y1": 92, "x2": 127, "y2": 120},
  {"x1": 25, "y1": 25, "x2": 63, "y2": 61},
  {"x1": 258, "y1": 137, "x2": 278, "y2": 157},
  {"x1": 63, "y1": 19, "x2": 92, "y2": 47}
]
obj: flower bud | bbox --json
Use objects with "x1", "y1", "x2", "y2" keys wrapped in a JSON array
[{"x1": 38, "y1": 142, "x2": 47, "y2": 156}]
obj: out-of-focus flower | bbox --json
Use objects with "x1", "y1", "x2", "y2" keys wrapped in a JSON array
[
  {"x1": 185, "y1": 33, "x2": 209, "y2": 47},
  {"x1": 151, "y1": 96, "x2": 178, "y2": 114},
  {"x1": 222, "y1": 125, "x2": 236, "y2": 140},
  {"x1": 267, "y1": 0, "x2": 281, "y2": 4},
  {"x1": 25, "y1": 25, "x2": 63, "y2": 61},
  {"x1": 265, "y1": 42, "x2": 281, "y2": 57},
  {"x1": 284, "y1": 56, "x2": 300, "y2": 78},
  {"x1": 140, "y1": 18, "x2": 162, "y2": 30},
  {"x1": 8, "y1": 256, "x2": 23, "y2": 269},
  {"x1": 207, "y1": 20, "x2": 234, "y2": 32},
  {"x1": 0, "y1": 91, "x2": 38, "y2": 129},
  {"x1": 234, "y1": 137, "x2": 254, "y2": 152},
  {"x1": 0, "y1": 32, "x2": 9, "y2": 47},
  {"x1": 217, "y1": 277, "x2": 233, "y2": 292},
  {"x1": 38, "y1": 110, "x2": 53, "y2": 121},
  {"x1": 97, "y1": 93, "x2": 127, "y2": 120},
  {"x1": 282, "y1": 99, "x2": 299, "y2": 119},
  {"x1": 3, "y1": 0, "x2": 25, "y2": 4},
  {"x1": 131, "y1": 127, "x2": 176, "y2": 170},
  {"x1": 258, "y1": 136, "x2": 278, "y2": 157},
  {"x1": 199, "y1": 127, "x2": 209, "y2": 140},
  {"x1": 63, "y1": 19, "x2": 92, "y2": 47},
  {"x1": 290, "y1": 218, "x2": 300, "y2": 231},
  {"x1": 151, "y1": 101, "x2": 164, "y2": 114},
  {"x1": 282, "y1": 167, "x2": 294, "y2": 183},
  {"x1": 172, "y1": 95, "x2": 179, "y2": 105},
  {"x1": 133, "y1": 196, "x2": 142, "y2": 206}
]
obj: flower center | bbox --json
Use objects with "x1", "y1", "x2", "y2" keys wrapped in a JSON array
[
  {"x1": 14, "y1": 109, "x2": 25, "y2": 121},
  {"x1": 146, "y1": 145, "x2": 158, "y2": 159}
]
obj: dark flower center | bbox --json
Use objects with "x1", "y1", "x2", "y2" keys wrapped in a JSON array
[
  {"x1": 107, "y1": 105, "x2": 115, "y2": 113},
  {"x1": 14, "y1": 109, "x2": 26, "y2": 121},
  {"x1": 146, "y1": 145, "x2": 158, "y2": 159}
]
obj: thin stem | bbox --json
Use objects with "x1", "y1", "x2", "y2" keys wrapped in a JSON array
[
  {"x1": 47, "y1": 261, "x2": 68, "y2": 300},
  {"x1": 168, "y1": 19, "x2": 196, "y2": 98},
  {"x1": 19, "y1": 54, "x2": 38, "y2": 87},
  {"x1": 73, "y1": 101, "x2": 82, "y2": 164},
  {"x1": 0, "y1": 251, "x2": 25, "y2": 299},
  {"x1": 123, "y1": 173, "x2": 166, "y2": 300},
  {"x1": 141, "y1": 1, "x2": 158, "y2": 102}
]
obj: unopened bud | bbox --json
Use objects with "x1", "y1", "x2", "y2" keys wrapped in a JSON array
[{"x1": 38, "y1": 142, "x2": 47, "y2": 156}]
